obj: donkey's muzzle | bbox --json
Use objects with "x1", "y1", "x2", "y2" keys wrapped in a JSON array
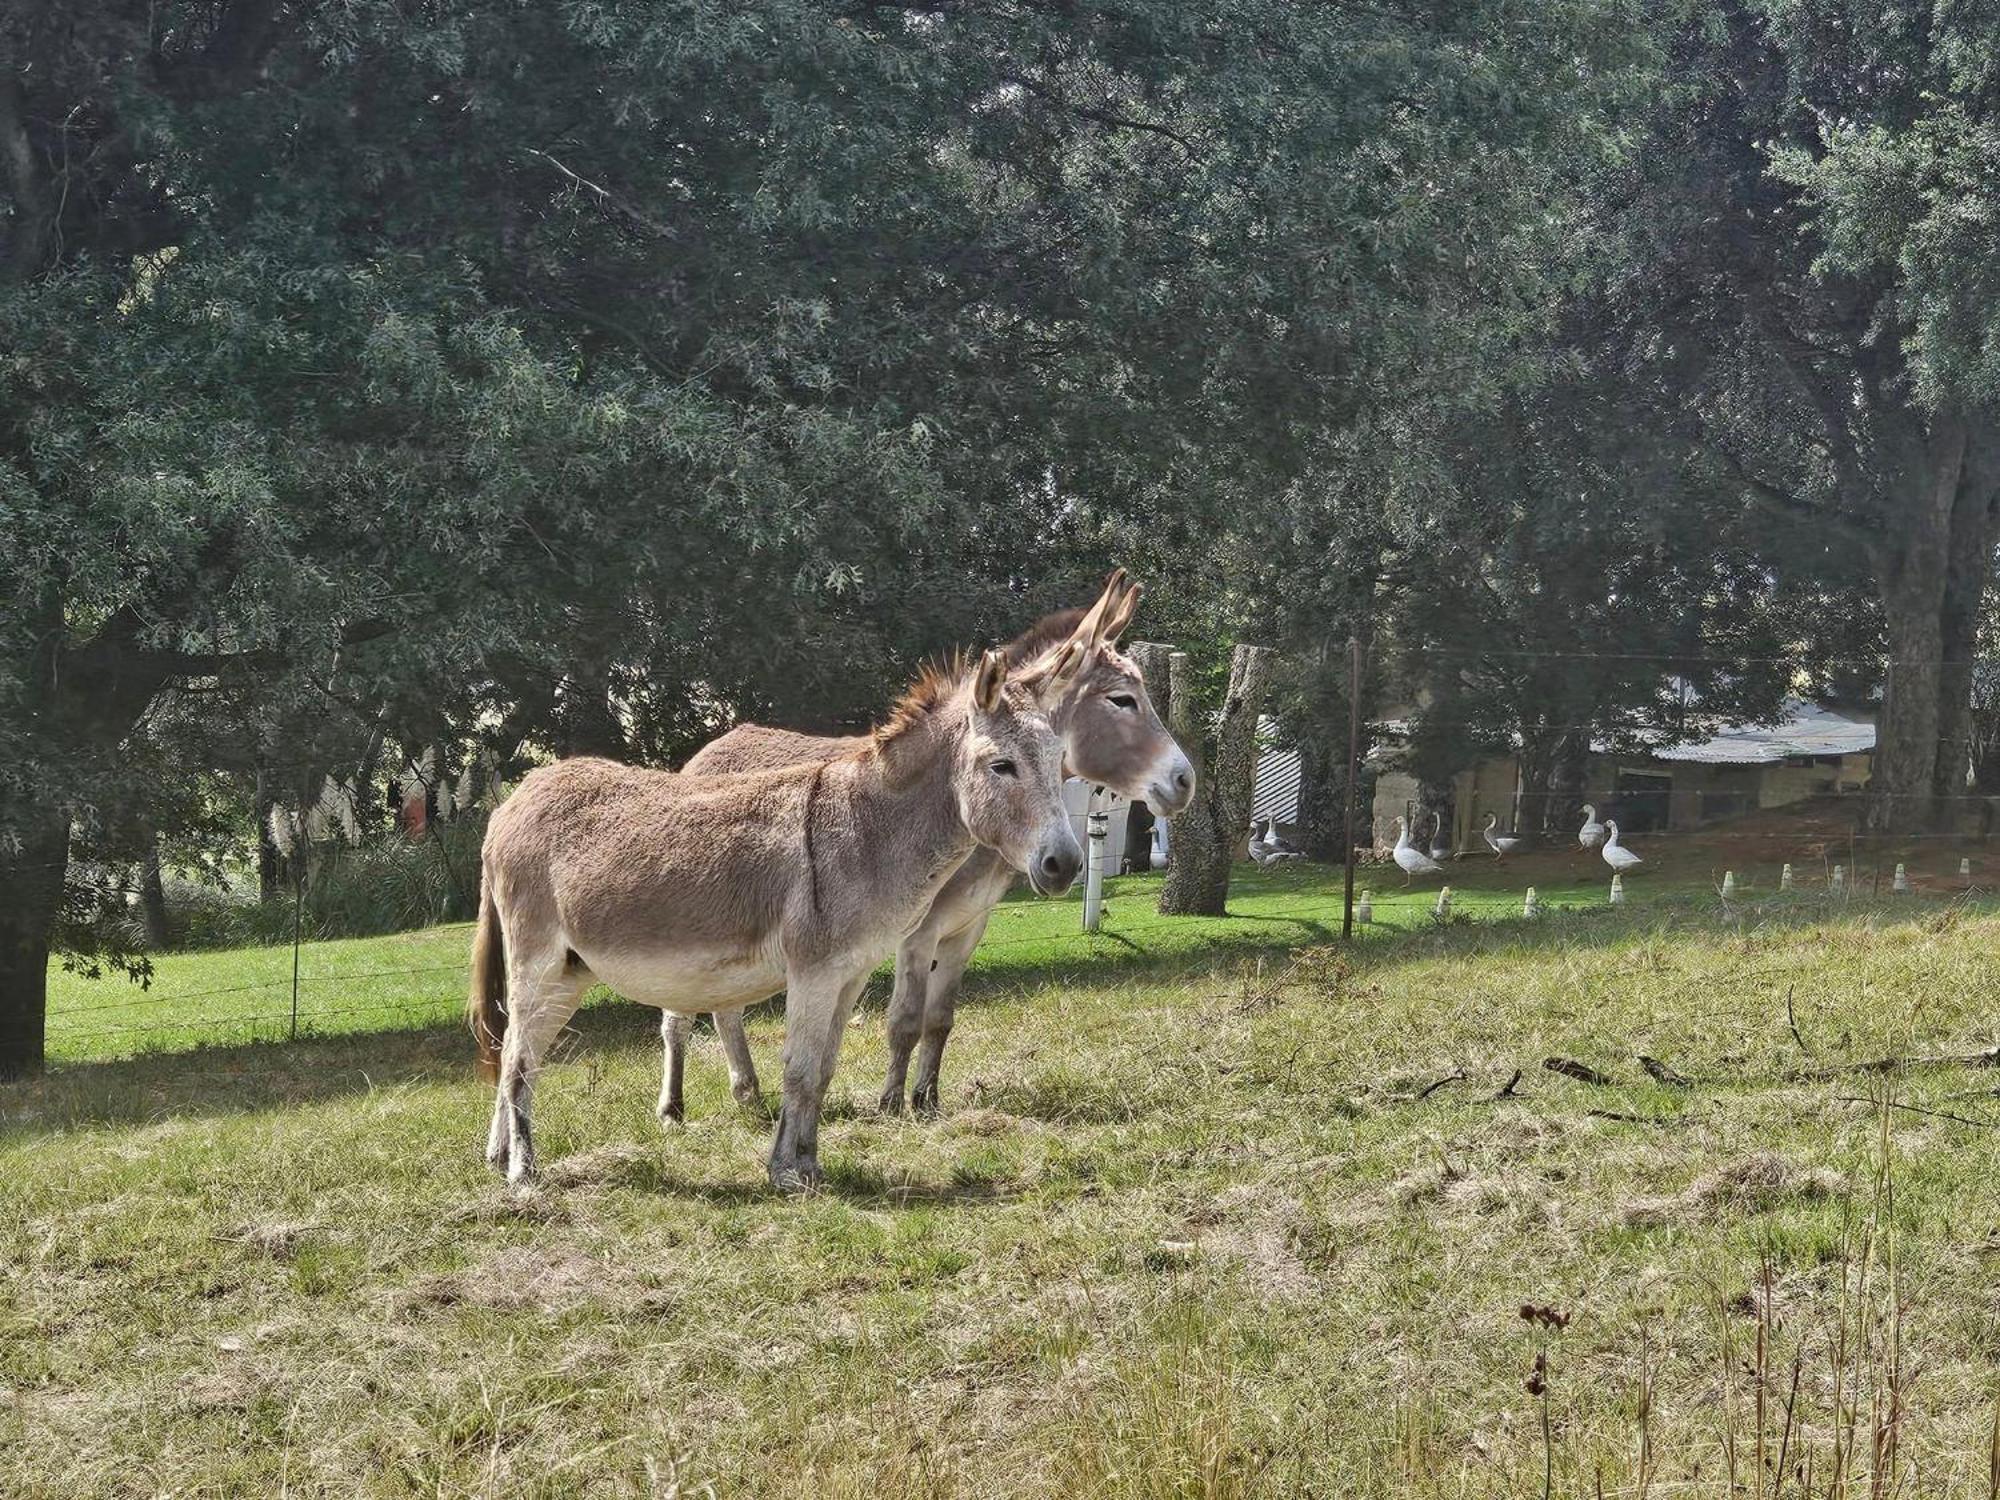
[
  {"x1": 1147, "y1": 752, "x2": 1197, "y2": 816},
  {"x1": 1028, "y1": 835, "x2": 1083, "y2": 897}
]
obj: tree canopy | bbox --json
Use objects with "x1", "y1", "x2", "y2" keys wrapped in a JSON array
[{"x1": 6, "y1": 0, "x2": 1999, "y2": 1075}]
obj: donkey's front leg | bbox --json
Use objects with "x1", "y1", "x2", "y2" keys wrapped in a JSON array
[
  {"x1": 876, "y1": 931, "x2": 937, "y2": 1115},
  {"x1": 909, "y1": 913, "x2": 990, "y2": 1117},
  {"x1": 768, "y1": 968, "x2": 866, "y2": 1193}
]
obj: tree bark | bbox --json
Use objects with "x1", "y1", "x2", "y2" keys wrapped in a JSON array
[
  {"x1": 1867, "y1": 414, "x2": 1997, "y2": 833},
  {"x1": 1160, "y1": 644, "x2": 1275, "y2": 916},
  {"x1": 1293, "y1": 730, "x2": 1348, "y2": 861},
  {"x1": 139, "y1": 829, "x2": 171, "y2": 950},
  {"x1": 0, "y1": 812, "x2": 68, "y2": 1080}
]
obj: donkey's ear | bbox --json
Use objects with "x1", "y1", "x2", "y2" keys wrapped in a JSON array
[
  {"x1": 1069, "y1": 567, "x2": 1128, "y2": 652},
  {"x1": 1101, "y1": 578, "x2": 1142, "y2": 642},
  {"x1": 1026, "y1": 638, "x2": 1088, "y2": 705},
  {"x1": 973, "y1": 649, "x2": 1007, "y2": 712}
]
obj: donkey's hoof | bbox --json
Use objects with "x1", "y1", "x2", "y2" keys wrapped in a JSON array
[
  {"x1": 731, "y1": 1083, "x2": 764, "y2": 1111},
  {"x1": 656, "y1": 1098, "x2": 685, "y2": 1128},
  {"x1": 505, "y1": 1156, "x2": 538, "y2": 1188},
  {"x1": 768, "y1": 1159, "x2": 823, "y2": 1195},
  {"x1": 876, "y1": 1088, "x2": 908, "y2": 1117},
  {"x1": 910, "y1": 1083, "x2": 941, "y2": 1118}
]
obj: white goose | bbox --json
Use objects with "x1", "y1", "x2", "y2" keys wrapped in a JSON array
[
  {"x1": 1392, "y1": 815, "x2": 1443, "y2": 886},
  {"x1": 1247, "y1": 819, "x2": 1275, "y2": 865},
  {"x1": 1601, "y1": 819, "x2": 1643, "y2": 873},
  {"x1": 1577, "y1": 802, "x2": 1606, "y2": 851},
  {"x1": 1482, "y1": 813, "x2": 1522, "y2": 859},
  {"x1": 1263, "y1": 817, "x2": 1306, "y2": 862}
]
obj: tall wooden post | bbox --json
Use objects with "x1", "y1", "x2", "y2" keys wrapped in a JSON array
[{"x1": 1343, "y1": 636, "x2": 1363, "y2": 941}]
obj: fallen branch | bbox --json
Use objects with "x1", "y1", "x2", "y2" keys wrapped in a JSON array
[
  {"x1": 1785, "y1": 984, "x2": 1812, "y2": 1057},
  {"x1": 1638, "y1": 1055, "x2": 1692, "y2": 1089},
  {"x1": 1834, "y1": 1096, "x2": 2000, "y2": 1130},
  {"x1": 1491, "y1": 1069, "x2": 1524, "y2": 1100},
  {"x1": 1794, "y1": 1046, "x2": 2000, "y2": 1082},
  {"x1": 1587, "y1": 1109, "x2": 1679, "y2": 1126},
  {"x1": 1544, "y1": 1057, "x2": 1614, "y2": 1087},
  {"x1": 1413, "y1": 1071, "x2": 1466, "y2": 1102}
]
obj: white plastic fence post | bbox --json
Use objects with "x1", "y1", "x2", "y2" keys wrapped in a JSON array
[
  {"x1": 1780, "y1": 863, "x2": 1793, "y2": 891},
  {"x1": 1892, "y1": 862, "x2": 1911, "y2": 894},
  {"x1": 1609, "y1": 873, "x2": 1625, "y2": 905},
  {"x1": 1357, "y1": 891, "x2": 1373, "y2": 924},
  {"x1": 1083, "y1": 809, "x2": 1108, "y2": 932},
  {"x1": 1433, "y1": 886, "x2": 1452, "y2": 921},
  {"x1": 1721, "y1": 870, "x2": 1737, "y2": 899},
  {"x1": 1523, "y1": 886, "x2": 1539, "y2": 918}
]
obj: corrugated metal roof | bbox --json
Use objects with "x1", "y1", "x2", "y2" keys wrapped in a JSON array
[
  {"x1": 1644, "y1": 699, "x2": 1875, "y2": 765},
  {"x1": 1252, "y1": 746, "x2": 1301, "y2": 823},
  {"x1": 1367, "y1": 699, "x2": 1875, "y2": 767}
]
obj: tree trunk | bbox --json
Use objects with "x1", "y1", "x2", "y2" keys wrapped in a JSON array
[
  {"x1": 139, "y1": 829, "x2": 171, "y2": 950},
  {"x1": 0, "y1": 811, "x2": 68, "y2": 1080},
  {"x1": 1293, "y1": 730, "x2": 1348, "y2": 862},
  {"x1": 1867, "y1": 415, "x2": 1995, "y2": 833},
  {"x1": 255, "y1": 766, "x2": 281, "y2": 902},
  {"x1": 1160, "y1": 644, "x2": 1275, "y2": 917}
]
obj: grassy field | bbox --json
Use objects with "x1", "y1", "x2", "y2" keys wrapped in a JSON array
[
  {"x1": 8, "y1": 852, "x2": 2000, "y2": 1495},
  {"x1": 39, "y1": 861, "x2": 1623, "y2": 1067}
]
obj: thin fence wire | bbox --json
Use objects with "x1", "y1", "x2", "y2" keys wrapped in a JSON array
[{"x1": 23, "y1": 635, "x2": 2000, "y2": 1062}]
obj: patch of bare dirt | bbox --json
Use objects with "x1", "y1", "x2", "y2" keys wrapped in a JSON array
[
  {"x1": 1619, "y1": 1151, "x2": 1846, "y2": 1228},
  {"x1": 223, "y1": 1221, "x2": 320, "y2": 1259},
  {"x1": 397, "y1": 1245, "x2": 633, "y2": 1316}
]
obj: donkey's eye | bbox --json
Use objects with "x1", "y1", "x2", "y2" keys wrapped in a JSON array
[
  {"x1": 1108, "y1": 694, "x2": 1138, "y2": 710},
  {"x1": 990, "y1": 759, "x2": 1018, "y2": 778}
]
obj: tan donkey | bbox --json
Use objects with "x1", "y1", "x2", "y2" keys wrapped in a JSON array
[
  {"x1": 469, "y1": 643, "x2": 1087, "y2": 1191},
  {"x1": 669, "y1": 571, "x2": 1193, "y2": 1120}
]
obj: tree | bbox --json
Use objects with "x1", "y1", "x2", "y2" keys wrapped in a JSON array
[
  {"x1": 1158, "y1": 644, "x2": 1276, "y2": 916},
  {"x1": 1604, "y1": 0, "x2": 2000, "y2": 831},
  {"x1": 0, "y1": 0, "x2": 1660, "y2": 1075}
]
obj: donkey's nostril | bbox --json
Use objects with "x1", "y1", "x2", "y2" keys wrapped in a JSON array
[{"x1": 1172, "y1": 767, "x2": 1193, "y2": 793}]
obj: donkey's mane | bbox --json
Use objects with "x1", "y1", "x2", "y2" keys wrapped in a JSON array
[
  {"x1": 868, "y1": 605, "x2": 1085, "y2": 753},
  {"x1": 871, "y1": 649, "x2": 975, "y2": 750}
]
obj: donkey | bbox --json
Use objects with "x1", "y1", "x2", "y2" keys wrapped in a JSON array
[
  {"x1": 666, "y1": 570, "x2": 1195, "y2": 1120},
  {"x1": 468, "y1": 644, "x2": 1086, "y2": 1190}
]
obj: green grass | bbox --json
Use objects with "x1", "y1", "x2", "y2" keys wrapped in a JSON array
[
  {"x1": 10, "y1": 862, "x2": 2000, "y2": 1495},
  {"x1": 44, "y1": 855, "x2": 1904, "y2": 1066}
]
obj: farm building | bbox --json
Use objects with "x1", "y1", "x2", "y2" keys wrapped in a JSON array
[{"x1": 1368, "y1": 698, "x2": 1877, "y2": 852}]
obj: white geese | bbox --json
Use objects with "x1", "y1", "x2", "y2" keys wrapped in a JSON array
[
  {"x1": 1247, "y1": 817, "x2": 1303, "y2": 867},
  {"x1": 1392, "y1": 815, "x2": 1443, "y2": 885},
  {"x1": 1482, "y1": 813, "x2": 1523, "y2": 859},
  {"x1": 1601, "y1": 819, "x2": 1643, "y2": 873},
  {"x1": 1577, "y1": 802, "x2": 1606, "y2": 851},
  {"x1": 1263, "y1": 818, "x2": 1305, "y2": 861}
]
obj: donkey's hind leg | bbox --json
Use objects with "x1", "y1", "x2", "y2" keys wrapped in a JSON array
[
  {"x1": 876, "y1": 928, "x2": 939, "y2": 1115},
  {"x1": 909, "y1": 913, "x2": 991, "y2": 1117},
  {"x1": 657, "y1": 1011, "x2": 693, "y2": 1126},
  {"x1": 487, "y1": 944, "x2": 587, "y2": 1185},
  {"x1": 715, "y1": 1008, "x2": 763, "y2": 1108}
]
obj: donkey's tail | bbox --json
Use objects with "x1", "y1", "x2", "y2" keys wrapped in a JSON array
[{"x1": 468, "y1": 874, "x2": 506, "y2": 1083}]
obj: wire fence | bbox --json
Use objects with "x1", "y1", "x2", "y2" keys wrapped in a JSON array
[
  {"x1": 43, "y1": 863, "x2": 2000, "y2": 1065},
  {"x1": 23, "y1": 635, "x2": 2000, "y2": 1066}
]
